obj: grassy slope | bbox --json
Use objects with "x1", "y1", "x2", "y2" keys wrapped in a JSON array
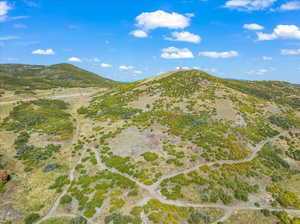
[{"x1": 0, "y1": 63, "x2": 120, "y2": 90}]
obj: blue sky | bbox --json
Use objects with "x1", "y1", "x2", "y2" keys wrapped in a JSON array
[{"x1": 0, "y1": 0, "x2": 300, "y2": 83}]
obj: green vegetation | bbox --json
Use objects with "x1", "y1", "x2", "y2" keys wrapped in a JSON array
[
  {"x1": 104, "y1": 213, "x2": 139, "y2": 224},
  {"x1": 129, "y1": 199, "x2": 221, "y2": 224},
  {"x1": 60, "y1": 194, "x2": 72, "y2": 204},
  {"x1": 1, "y1": 68, "x2": 300, "y2": 223},
  {"x1": 67, "y1": 170, "x2": 137, "y2": 218},
  {"x1": 24, "y1": 213, "x2": 40, "y2": 224},
  {"x1": 0, "y1": 63, "x2": 119, "y2": 90},
  {"x1": 142, "y1": 152, "x2": 159, "y2": 161},
  {"x1": 3, "y1": 99, "x2": 74, "y2": 140},
  {"x1": 69, "y1": 216, "x2": 87, "y2": 224},
  {"x1": 49, "y1": 175, "x2": 70, "y2": 193},
  {"x1": 13, "y1": 131, "x2": 61, "y2": 170},
  {"x1": 223, "y1": 79, "x2": 300, "y2": 109},
  {"x1": 269, "y1": 116, "x2": 293, "y2": 130}
]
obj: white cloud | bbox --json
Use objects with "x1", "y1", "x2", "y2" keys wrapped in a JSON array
[
  {"x1": 247, "y1": 68, "x2": 269, "y2": 75},
  {"x1": 161, "y1": 47, "x2": 194, "y2": 59},
  {"x1": 257, "y1": 25, "x2": 300, "y2": 41},
  {"x1": 0, "y1": 57, "x2": 19, "y2": 61},
  {"x1": 119, "y1": 65, "x2": 134, "y2": 70},
  {"x1": 133, "y1": 70, "x2": 143, "y2": 74},
  {"x1": 257, "y1": 32, "x2": 277, "y2": 40},
  {"x1": 32, "y1": 49, "x2": 55, "y2": 55},
  {"x1": 199, "y1": 50, "x2": 239, "y2": 58},
  {"x1": 281, "y1": 49, "x2": 300, "y2": 55},
  {"x1": 176, "y1": 66, "x2": 190, "y2": 70},
  {"x1": 68, "y1": 57, "x2": 82, "y2": 62},
  {"x1": 165, "y1": 31, "x2": 201, "y2": 43},
  {"x1": 243, "y1": 23, "x2": 264, "y2": 30},
  {"x1": 0, "y1": 1, "x2": 10, "y2": 21},
  {"x1": 262, "y1": 56, "x2": 273, "y2": 60},
  {"x1": 280, "y1": 1, "x2": 300, "y2": 10},
  {"x1": 224, "y1": 0, "x2": 276, "y2": 10},
  {"x1": 135, "y1": 10, "x2": 191, "y2": 31},
  {"x1": 13, "y1": 23, "x2": 27, "y2": 29},
  {"x1": 84, "y1": 57, "x2": 100, "y2": 62},
  {"x1": 21, "y1": 0, "x2": 39, "y2": 8},
  {"x1": 130, "y1": 30, "x2": 148, "y2": 38},
  {"x1": 0, "y1": 35, "x2": 19, "y2": 40},
  {"x1": 0, "y1": 1, "x2": 10, "y2": 16},
  {"x1": 100, "y1": 63, "x2": 112, "y2": 68}
]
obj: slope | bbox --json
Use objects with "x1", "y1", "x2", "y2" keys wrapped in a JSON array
[
  {"x1": 0, "y1": 63, "x2": 120, "y2": 90},
  {"x1": 0, "y1": 69, "x2": 300, "y2": 224}
]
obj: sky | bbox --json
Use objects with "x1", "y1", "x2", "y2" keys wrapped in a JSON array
[{"x1": 0, "y1": 0, "x2": 300, "y2": 83}]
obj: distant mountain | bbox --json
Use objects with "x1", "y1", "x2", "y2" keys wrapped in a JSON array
[{"x1": 0, "y1": 63, "x2": 120, "y2": 90}]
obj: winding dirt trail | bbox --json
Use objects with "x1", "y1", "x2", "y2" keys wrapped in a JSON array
[
  {"x1": 91, "y1": 129, "x2": 300, "y2": 223},
  {"x1": 40, "y1": 127, "x2": 300, "y2": 224},
  {"x1": 152, "y1": 130, "x2": 291, "y2": 188},
  {"x1": 37, "y1": 117, "x2": 95, "y2": 224}
]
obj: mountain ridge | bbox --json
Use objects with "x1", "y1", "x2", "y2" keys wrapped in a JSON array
[{"x1": 0, "y1": 63, "x2": 120, "y2": 90}]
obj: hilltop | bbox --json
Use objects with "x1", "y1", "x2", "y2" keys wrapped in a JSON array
[
  {"x1": 0, "y1": 63, "x2": 120, "y2": 90},
  {"x1": 0, "y1": 69, "x2": 299, "y2": 224}
]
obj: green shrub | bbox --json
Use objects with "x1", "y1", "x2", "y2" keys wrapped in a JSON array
[
  {"x1": 69, "y1": 216, "x2": 87, "y2": 224},
  {"x1": 104, "y1": 213, "x2": 137, "y2": 224},
  {"x1": 24, "y1": 213, "x2": 40, "y2": 224},
  {"x1": 269, "y1": 116, "x2": 293, "y2": 130},
  {"x1": 142, "y1": 152, "x2": 159, "y2": 162},
  {"x1": 60, "y1": 194, "x2": 72, "y2": 204}
]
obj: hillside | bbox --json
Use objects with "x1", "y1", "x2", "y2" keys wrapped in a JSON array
[
  {"x1": 0, "y1": 63, "x2": 120, "y2": 90},
  {"x1": 0, "y1": 69, "x2": 300, "y2": 224}
]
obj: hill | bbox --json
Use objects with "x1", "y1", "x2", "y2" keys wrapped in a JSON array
[
  {"x1": 0, "y1": 69, "x2": 300, "y2": 224},
  {"x1": 0, "y1": 63, "x2": 120, "y2": 90}
]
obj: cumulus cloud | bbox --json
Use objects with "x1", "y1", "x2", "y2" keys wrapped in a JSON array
[
  {"x1": 279, "y1": 1, "x2": 300, "y2": 10},
  {"x1": 135, "y1": 10, "x2": 191, "y2": 31},
  {"x1": 262, "y1": 56, "x2": 273, "y2": 60},
  {"x1": 257, "y1": 25, "x2": 300, "y2": 40},
  {"x1": 119, "y1": 65, "x2": 134, "y2": 70},
  {"x1": 0, "y1": 1, "x2": 11, "y2": 21},
  {"x1": 100, "y1": 63, "x2": 112, "y2": 68},
  {"x1": 224, "y1": 0, "x2": 276, "y2": 10},
  {"x1": 281, "y1": 48, "x2": 300, "y2": 55},
  {"x1": 161, "y1": 47, "x2": 194, "y2": 59},
  {"x1": 68, "y1": 57, "x2": 82, "y2": 62},
  {"x1": 243, "y1": 23, "x2": 264, "y2": 30},
  {"x1": 165, "y1": 31, "x2": 201, "y2": 43},
  {"x1": 32, "y1": 49, "x2": 55, "y2": 55},
  {"x1": 199, "y1": 50, "x2": 239, "y2": 58},
  {"x1": 130, "y1": 30, "x2": 148, "y2": 38}
]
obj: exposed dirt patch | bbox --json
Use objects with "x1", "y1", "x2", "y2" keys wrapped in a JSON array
[
  {"x1": 216, "y1": 98, "x2": 237, "y2": 121},
  {"x1": 224, "y1": 210, "x2": 278, "y2": 224},
  {"x1": 128, "y1": 93, "x2": 159, "y2": 111},
  {"x1": 109, "y1": 126, "x2": 168, "y2": 157}
]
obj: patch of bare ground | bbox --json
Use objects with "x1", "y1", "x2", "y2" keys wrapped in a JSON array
[
  {"x1": 223, "y1": 210, "x2": 278, "y2": 224},
  {"x1": 109, "y1": 126, "x2": 168, "y2": 157}
]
